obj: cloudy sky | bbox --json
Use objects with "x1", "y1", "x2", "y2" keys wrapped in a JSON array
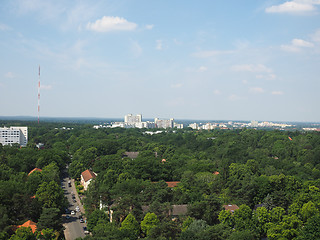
[{"x1": 0, "y1": 0, "x2": 320, "y2": 122}]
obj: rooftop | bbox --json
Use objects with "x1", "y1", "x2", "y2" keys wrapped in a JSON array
[{"x1": 81, "y1": 169, "x2": 97, "y2": 182}]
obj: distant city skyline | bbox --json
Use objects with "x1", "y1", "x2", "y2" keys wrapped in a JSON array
[{"x1": 1, "y1": 1, "x2": 320, "y2": 122}]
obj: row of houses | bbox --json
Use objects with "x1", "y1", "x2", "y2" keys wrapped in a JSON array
[{"x1": 78, "y1": 168, "x2": 241, "y2": 222}]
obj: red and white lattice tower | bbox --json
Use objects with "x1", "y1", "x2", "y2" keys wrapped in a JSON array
[{"x1": 38, "y1": 65, "x2": 40, "y2": 124}]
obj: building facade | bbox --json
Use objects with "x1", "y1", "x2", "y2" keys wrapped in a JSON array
[
  {"x1": 0, "y1": 126, "x2": 28, "y2": 146},
  {"x1": 124, "y1": 114, "x2": 142, "y2": 124},
  {"x1": 155, "y1": 118, "x2": 174, "y2": 128}
]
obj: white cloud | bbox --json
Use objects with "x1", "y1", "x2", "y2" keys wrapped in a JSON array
[
  {"x1": 156, "y1": 40, "x2": 163, "y2": 50},
  {"x1": 265, "y1": 1, "x2": 317, "y2": 14},
  {"x1": 272, "y1": 91, "x2": 284, "y2": 95},
  {"x1": 0, "y1": 23, "x2": 10, "y2": 31},
  {"x1": 256, "y1": 73, "x2": 277, "y2": 80},
  {"x1": 131, "y1": 41, "x2": 142, "y2": 57},
  {"x1": 198, "y1": 66, "x2": 207, "y2": 72},
  {"x1": 145, "y1": 24, "x2": 154, "y2": 30},
  {"x1": 281, "y1": 38, "x2": 314, "y2": 52},
  {"x1": 171, "y1": 83, "x2": 183, "y2": 88},
  {"x1": 192, "y1": 50, "x2": 234, "y2": 58},
  {"x1": 15, "y1": 0, "x2": 66, "y2": 22},
  {"x1": 311, "y1": 29, "x2": 320, "y2": 42},
  {"x1": 173, "y1": 39, "x2": 183, "y2": 45},
  {"x1": 249, "y1": 87, "x2": 265, "y2": 94},
  {"x1": 213, "y1": 90, "x2": 221, "y2": 95},
  {"x1": 292, "y1": 38, "x2": 314, "y2": 47},
  {"x1": 231, "y1": 64, "x2": 272, "y2": 73},
  {"x1": 4, "y1": 72, "x2": 15, "y2": 78},
  {"x1": 228, "y1": 94, "x2": 240, "y2": 101},
  {"x1": 281, "y1": 44, "x2": 301, "y2": 52},
  {"x1": 86, "y1": 16, "x2": 137, "y2": 32},
  {"x1": 40, "y1": 84, "x2": 52, "y2": 90}
]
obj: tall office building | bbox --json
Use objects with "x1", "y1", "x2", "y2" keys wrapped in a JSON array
[{"x1": 0, "y1": 127, "x2": 28, "y2": 146}]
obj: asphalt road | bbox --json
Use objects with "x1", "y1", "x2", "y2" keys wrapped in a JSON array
[{"x1": 61, "y1": 170, "x2": 87, "y2": 240}]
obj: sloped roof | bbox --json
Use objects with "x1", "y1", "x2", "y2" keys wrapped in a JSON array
[
  {"x1": 28, "y1": 168, "x2": 42, "y2": 176},
  {"x1": 166, "y1": 181, "x2": 180, "y2": 188},
  {"x1": 123, "y1": 152, "x2": 139, "y2": 159},
  {"x1": 223, "y1": 204, "x2": 239, "y2": 213},
  {"x1": 81, "y1": 169, "x2": 97, "y2": 182},
  {"x1": 171, "y1": 204, "x2": 188, "y2": 216},
  {"x1": 17, "y1": 220, "x2": 37, "y2": 233},
  {"x1": 141, "y1": 205, "x2": 187, "y2": 216}
]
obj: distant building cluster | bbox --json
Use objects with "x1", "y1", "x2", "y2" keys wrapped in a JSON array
[
  {"x1": 94, "y1": 114, "x2": 183, "y2": 129},
  {"x1": 188, "y1": 120, "x2": 295, "y2": 130},
  {"x1": 92, "y1": 115, "x2": 304, "y2": 131},
  {"x1": 0, "y1": 126, "x2": 28, "y2": 146}
]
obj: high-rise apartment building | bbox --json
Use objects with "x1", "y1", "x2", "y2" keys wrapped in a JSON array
[
  {"x1": 155, "y1": 118, "x2": 174, "y2": 129},
  {"x1": 124, "y1": 114, "x2": 142, "y2": 124},
  {"x1": 0, "y1": 126, "x2": 28, "y2": 146}
]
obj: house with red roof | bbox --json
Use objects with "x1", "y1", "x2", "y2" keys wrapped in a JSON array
[
  {"x1": 28, "y1": 168, "x2": 42, "y2": 176},
  {"x1": 81, "y1": 169, "x2": 97, "y2": 190},
  {"x1": 223, "y1": 204, "x2": 239, "y2": 214},
  {"x1": 166, "y1": 181, "x2": 180, "y2": 188},
  {"x1": 17, "y1": 220, "x2": 37, "y2": 233}
]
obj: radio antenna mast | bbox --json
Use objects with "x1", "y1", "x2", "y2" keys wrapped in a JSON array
[{"x1": 38, "y1": 65, "x2": 40, "y2": 124}]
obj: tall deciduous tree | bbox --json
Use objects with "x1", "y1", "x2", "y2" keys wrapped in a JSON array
[
  {"x1": 141, "y1": 212, "x2": 159, "y2": 237},
  {"x1": 120, "y1": 213, "x2": 140, "y2": 240},
  {"x1": 36, "y1": 181, "x2": 65, "y2": 209},
  {"x1": 37, "y1": 208, "x2": 63, "y2": 232},
  {"x1": 9, "y1": 227, "x2": 36, "y2": 240}
]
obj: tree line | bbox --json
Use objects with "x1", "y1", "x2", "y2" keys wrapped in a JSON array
[{"x1": 0, "y1": 121, "x2": 320, "y2": 239}]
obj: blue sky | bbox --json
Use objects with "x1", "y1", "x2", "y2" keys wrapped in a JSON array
[{"x1": 1, "y1": 0, "x2": 320, "y2": 122}]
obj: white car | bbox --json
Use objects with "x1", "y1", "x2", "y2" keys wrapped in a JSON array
[{"x1": 71, "y1": 211, "x2": 75, "y2": 215}]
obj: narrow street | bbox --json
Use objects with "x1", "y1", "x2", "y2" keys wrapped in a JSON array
[{"x1": 61, "y1": 169, "x2": 87, "y2": 240}]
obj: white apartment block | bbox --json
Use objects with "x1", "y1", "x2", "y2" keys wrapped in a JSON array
[
  {"x1": 155, "y1": 118, "x2": 174, "y2": 129},
  {"x1": 188, "y1": 123, "x2": 199, "y2": 130},
  {"x1": 124, "y1": 114, "x2": 142, "y2": 124},
  {"x1": 174, "y1": 123, "x2": 184, "y2": 129},
  {"x1": 0, "y1": 126, "x2": 28, "y2": 147}
]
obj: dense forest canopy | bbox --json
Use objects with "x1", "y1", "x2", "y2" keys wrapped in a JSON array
[{"x1": 0, "y1": 120, "x2": 320, "y2": 239}]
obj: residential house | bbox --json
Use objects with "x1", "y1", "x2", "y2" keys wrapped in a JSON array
[
  {"x1": 81, "y1": 169, "x2": 97, "y2": 191},
  {"x1": 166, "y1": 181, "x2": 180, "y2": 188},
  {"x1": 223, "y1": 204, "x2": 239, "y2": 214},
  {"x1": 28, "y1": 168, "x2": 42, "y2": 176},
  {"x1": 17, "y1": 220, "x2": 37, "y2": 233},
  {"x1": 122, "y1": 152, "x2": 139, "y2": 159}
]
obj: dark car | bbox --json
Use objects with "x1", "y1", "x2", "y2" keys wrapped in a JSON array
[{"x1": 83, "y1": 226, "x2": 89, "y2": 234}]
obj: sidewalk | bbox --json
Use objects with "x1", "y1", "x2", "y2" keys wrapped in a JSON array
[{"x1": 70, "y1": 178, "x2": 86, "y2": 221}]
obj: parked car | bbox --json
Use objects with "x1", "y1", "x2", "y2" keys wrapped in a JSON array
[
  {"x1": 66, "y1": 215, "x2": 71, "y2": 220},
  {"x1": 71, "y1": 210, "x2": 75, "y2": 215},
  {"x1": 79, "y1": 217, "x2": 84, "y2": 223},
  {"x1": 83, "y1": 227, "x2": 89, "y2": 234}
]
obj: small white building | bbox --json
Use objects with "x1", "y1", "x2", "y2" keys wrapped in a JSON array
[{"x1": 80, "y1": 169, "x2": 97, "y2": 191}]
